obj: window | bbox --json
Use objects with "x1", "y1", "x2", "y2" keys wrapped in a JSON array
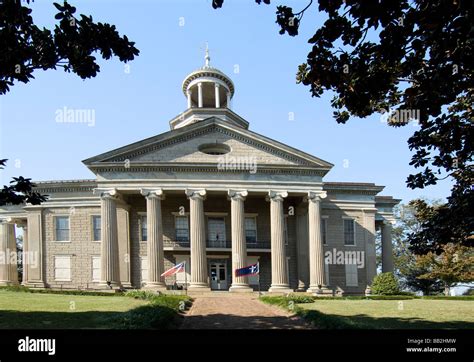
[
  {"x1": 92, "y1": 256, "x2": 101, "y2": 282},
  {"x1": 140, "y1": 257, "x2": 148, "y2": 283},
  {"x1": 345, "y1": 264, "x2": 358, "y2": 287},
  {"x1": 245, "y1": 217, "x2": 257, "y2": 243},
  {"x1": 92, "y1": 215, "x2": 101, "y2": 241},
  {"x1": 207, "y1": 217, "x2": 226, "y2": 244},
  {"x1": 54, "y1": 256, "x2": 71, "y2": 281},
  {"x1": 344, "y1": 219, "x2": 355, "y2": 245},
  {"x1": 322, "y1": 218, "x2": 328, "y2": 245},
  {"x1": 284, "y1": 216, "x2": 289, "y2": 245},
  {"x1": 198, "y1": 143, "x2": 231, "y2": 155},
  {"x1": 55, "y1": 216, "x2": 70, "y2": 241},
  {"x1": 140, "y1": 215, "x2": 147, "y2": 242},
  {"x1": 175, "y1": 216, "x2": 189, "y2": 242}
]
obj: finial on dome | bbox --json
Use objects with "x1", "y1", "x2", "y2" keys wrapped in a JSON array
[{"x1": 204, "y1": 42, "x2": 210, "y2": 68}]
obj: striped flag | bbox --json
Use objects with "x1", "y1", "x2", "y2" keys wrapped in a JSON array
[
  {"x1": 235, "y1": 262, "x2": 259, "y2": 277},
  {"x1": 161, "y1": 261, "x2": 185, "y2": 277}
]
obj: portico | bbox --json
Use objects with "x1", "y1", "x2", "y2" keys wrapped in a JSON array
[{"x1": 85, "y1": 187, "x2": 328, "y2": 293}]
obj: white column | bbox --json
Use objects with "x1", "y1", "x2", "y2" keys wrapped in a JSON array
[
  {"x1": 141, "y1": 189, "x2": 166, "y2": 291},
  {"x1": 381, "y1": 221, "x2": 394, "y2": 273},
  {"x1": 268, "y1": 190, "x2": 292, "y2": 293},
  {"x1": 187, "y1": 89, "x2": 192, "y2": 108},
  {"x1": 228, "y1": 190, "x2": 252, "y2": 292},
  {"x1": 306, "y1": 191, "x2": 327, "y2": 293},
  {"x1": 226, "y1": 91, "x2": 231, "y2": 109},
  {"x1": 215, "y1": 83, "x2": 220, "y2": 108},
  {"x1": 98, "y1": 189, "x2": 121, "y2": 288},
  {"x1": 198, "y1": 82, "x2": 203, "y2": 108},
  {"x1": 0, "y1": 218, "x2": 19, "y2": 286},
  {"x1": 186, "y1": 189, "x2": 210, "y2": 290}
]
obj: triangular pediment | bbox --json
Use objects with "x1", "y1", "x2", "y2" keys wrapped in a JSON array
[{"x1": 82, "y1": 118, "x2": 333, "y2": 171}]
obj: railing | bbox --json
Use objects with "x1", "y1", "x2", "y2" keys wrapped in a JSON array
[{"x1": 163, "y1": 239, "x2": 271, "y2": 249}]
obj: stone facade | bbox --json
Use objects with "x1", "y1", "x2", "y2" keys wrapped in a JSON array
[{"x1": 0, "y1": 57, "x2": 399, "y2": 295}]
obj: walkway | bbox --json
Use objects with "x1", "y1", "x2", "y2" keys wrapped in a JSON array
[{"x1": 179, "y1": 293, "x2": 311, "y2": 329}]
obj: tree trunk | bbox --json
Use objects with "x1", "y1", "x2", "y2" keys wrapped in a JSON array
[{"x1": 444, "y1": 284, "x2": 450, "y2": 296}]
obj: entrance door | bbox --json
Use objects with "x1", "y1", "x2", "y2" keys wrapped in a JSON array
[{"x1": 210, "y1": 262, "x2": 227, "y2": 290}]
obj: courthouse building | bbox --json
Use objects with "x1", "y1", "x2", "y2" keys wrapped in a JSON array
[{"x1": 0, "y1": 53, "x2": 399, "y2": 294}]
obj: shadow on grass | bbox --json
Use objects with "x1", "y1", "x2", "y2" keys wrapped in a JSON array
[
  {"x1": 299, "y1": 309, "x2": 474, "y2": 329},
  {"x1": 0, "y1": 304, "x2": 181, "y2": 330}
]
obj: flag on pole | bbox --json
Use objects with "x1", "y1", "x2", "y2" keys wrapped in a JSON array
[
  {"x1": 161, "y1": 261, "x2": 185, "y2": 277},
  {"x1": 235, "y1": 262, "x2": 259, "y2": 277}
]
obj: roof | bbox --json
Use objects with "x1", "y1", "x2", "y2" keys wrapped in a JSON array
[{"x1": 82, "y1": 117, "x2": 334, "y2": 171}]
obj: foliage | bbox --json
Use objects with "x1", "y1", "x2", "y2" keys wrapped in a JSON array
[
  {"x1": 0, "y1": 159, "x2": 47, "y2": 206},
  {"x1": 462, "y1": 288, "x2": 474, "y2": 296},
  {"x1": 384, "y1": 201, "x2": 445, "y2": 295},
  {"x1": 420, "y1": 295, "x2": 474, "y2": 301},
  {"x1": 285, "y1": 294, "x2": 317, "y2": 303},
  {"x1": 371, "y1": 272, "x2": 401, "y2": 295},
  {"x1": 0, "y1": 285, "x2": 121, "y2": 297},
  {"x1": 0, "y1": 0, "x2": 139, "y2": 94},
  {"x1": 416, "y1": 243, "x2": 474, "y2": 296},
  {"x1": 212, "y1": 0, "x2": 474, "y2": 255},
  {"x1": 409, "y1": 198, "x2": 473, "y2": 254},
  {"x1": 0, "y1": 1, "x2": 139, "y2": 206},
  {"x1": 117, "y1": 290, "x2": 191, "y2": 329}
]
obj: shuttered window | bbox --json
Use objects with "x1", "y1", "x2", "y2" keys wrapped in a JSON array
[{"x1": 54, "y1": 256, "x2": 71, "y2": 281}]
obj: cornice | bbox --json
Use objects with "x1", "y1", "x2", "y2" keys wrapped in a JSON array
[{"x1": 88, "y1": 164, "x2": 327, "y2": 176}]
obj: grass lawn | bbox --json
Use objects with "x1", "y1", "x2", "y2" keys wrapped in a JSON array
[
  {"x1": 0, "y1": 289, "x2": 190, "y2": 329},
  {"x1": 261, "y1": 296, "x2": 474, "y2": 329}
]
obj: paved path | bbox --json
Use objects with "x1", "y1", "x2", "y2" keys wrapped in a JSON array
[{"x1": 179, "y1": 294, "x2": 311, "y2": 329}]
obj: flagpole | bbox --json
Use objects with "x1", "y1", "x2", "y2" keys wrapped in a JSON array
[
  {"x1": 258, "y1": 262, "x2": 261, "y2": 296},
  {"x1": 184, "y1": 260, "x2": 188, "y2": 296}
]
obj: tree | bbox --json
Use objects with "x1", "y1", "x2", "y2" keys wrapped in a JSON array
[
  {"x1": 0, "y1": 1, "x2": 139, "y2": 206},
  {"x1": 417, "y1": 243, "x2": 474, "y2": 296},
  {"x1": 400, "y1": 255, "x2": 444, "y2": 296},
  {"x1": 0, "y1": 159, "x2": 46, "y2": 206},
  {"x1": 16, "y1": 233, "x2": 23, "y2": 282},
  {"x1": 212, "y1": 0, "x2": 473, "y2": 255},
  {"x1": 382, "y1": 201, "x2": 444, "y2": 294},
  {"x1": 0, "y1": 0, "x2": 139, "y2": 94}
]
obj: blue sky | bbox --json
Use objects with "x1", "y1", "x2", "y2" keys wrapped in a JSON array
[{"x1": 0, "y1": 0, "x2": 453, "y2": 204}]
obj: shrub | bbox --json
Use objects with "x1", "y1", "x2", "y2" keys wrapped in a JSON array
[
  {"x1": 287, "y1": 294, "x2": 317, "y2": 303},
  {"x1": 420, "y1": 295, "x2": 474, "y2": 301},
  {"x1": 0, "y1": 285, "x2": 119, "y2": 297},
  {"x1": 367, "y1": 295, "x2": 414, "y2": 300},
  {"x1": 371, "y1": 272, "x2": 400, "y2": 295}
]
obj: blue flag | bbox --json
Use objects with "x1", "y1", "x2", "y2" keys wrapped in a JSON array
[{"x1": 235, "y1": 262, "x2": 259, "y2": 277}]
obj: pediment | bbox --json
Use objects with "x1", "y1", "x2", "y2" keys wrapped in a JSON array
[{"x1": 83, "y1": 118, "x2": 333, "y2": 171}]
